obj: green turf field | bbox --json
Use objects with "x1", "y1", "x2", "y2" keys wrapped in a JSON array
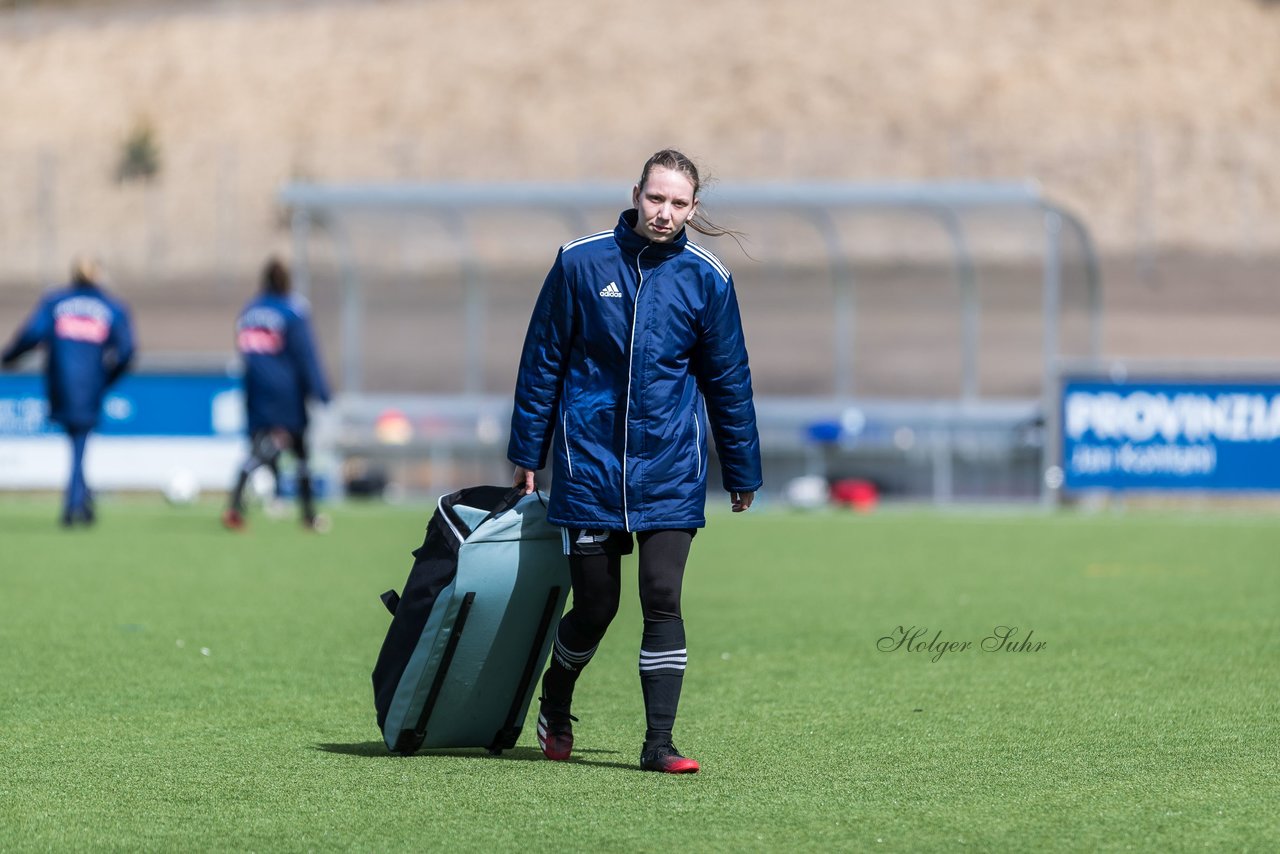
[{"x1": 1, "y1": 497, "x2": 1277, "y2": 852}]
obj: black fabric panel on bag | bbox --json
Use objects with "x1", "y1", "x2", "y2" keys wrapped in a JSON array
[
  {"x1": 370, "y1": 485, "x2": 520, "y2": 733},
  {"x1": 372, "y1": 513, "x2": 458, "y2": 731}
]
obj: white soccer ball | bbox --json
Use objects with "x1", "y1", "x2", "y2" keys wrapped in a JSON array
[
  {"x1": 250, "y1": 467, "x2": 276, "y2": 503},
  {"x1": 784, "y1": 475, "x2": 828, "y2": 510},
  {"x1": 164, "y1": 469, "x2": 201, "y2": 505}
]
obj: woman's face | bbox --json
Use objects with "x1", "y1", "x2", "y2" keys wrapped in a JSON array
[{"x1": 632, "y1": 166, "x2": 698, "y2": 243}]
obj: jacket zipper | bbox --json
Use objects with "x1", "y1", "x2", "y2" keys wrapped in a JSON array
[
  {"x1": 562, "y1": 411, "x2": 573, "y2": 478},
  {"x1": 621, "y1": 247, "x2": 647, "y2": 531},
  {"x1": 693, "y1": 405, "x2": 702, "y2": 480}
]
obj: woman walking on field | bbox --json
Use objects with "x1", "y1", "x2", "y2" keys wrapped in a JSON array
[{"x1": 508, "y1": 149, "x2": 762, "y2": 773}]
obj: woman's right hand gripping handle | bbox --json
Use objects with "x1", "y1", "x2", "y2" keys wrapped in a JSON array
[{"x1": 514, "y1": 466, "x2": 537, "y2": 495}]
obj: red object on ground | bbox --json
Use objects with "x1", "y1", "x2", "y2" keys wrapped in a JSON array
[{"x1": 830, "y1": 478, "x2": 879, "y2": 512}]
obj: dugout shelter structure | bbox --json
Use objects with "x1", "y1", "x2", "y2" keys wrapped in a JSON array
[{"x1": 277, "y1": 181, "x2": 1101, "y2": 506}]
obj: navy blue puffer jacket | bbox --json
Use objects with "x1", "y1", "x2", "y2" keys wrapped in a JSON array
[
  {"x1": 1, "y1": 283, "x2": 135, "y2": 431},
  {"x1": 234, "y1": 293, "x2": 331, "y2": 434},
  {"x1": 508, "y1": 210, "x2": 762, "y2": 531}
]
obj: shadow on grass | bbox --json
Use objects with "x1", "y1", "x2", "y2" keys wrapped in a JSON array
[{"x1": 315, "y1": 741, "x2": 634, "y2": 770}]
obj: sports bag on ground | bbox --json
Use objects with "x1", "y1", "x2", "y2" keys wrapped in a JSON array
[{"x1": 372, "y1": 485, "x2": 569, "y2": 755}]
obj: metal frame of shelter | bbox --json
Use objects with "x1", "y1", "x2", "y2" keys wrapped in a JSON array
[{"x1": 278, "y1": 181, "x2": 1101, "y2": 505}]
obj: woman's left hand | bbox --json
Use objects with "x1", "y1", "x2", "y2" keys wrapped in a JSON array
[{"x1": 731, "y1": 491, "x2": 754, "y2": 512}]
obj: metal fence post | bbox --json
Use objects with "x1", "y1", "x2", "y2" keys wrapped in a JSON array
[
  {"x1": 334, "y1": 221, "x2": 363, "y2": 394},
  {"x1": 939, "y1": 209, "x2": 980, "y2": 403},
  {"x1": 806, "y1": 209, "x2": 855, "y2": 398},
  {"x1": 290, "y1": 204, "x2": 311, "y2": 298},
  {"x1": 1041, "y1": 210, "x2": 1063, "y2": 509},
  {"x1": 450, "y1": 216, "x2": 485, "y2": 395}
]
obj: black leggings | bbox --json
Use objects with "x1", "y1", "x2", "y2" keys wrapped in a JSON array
[
  {"x1": 567, "y1": 529, "x2": 694, "y2": 636},
  {"x1": 229, "y1": 428, "x2": 314, "y2": 517}
]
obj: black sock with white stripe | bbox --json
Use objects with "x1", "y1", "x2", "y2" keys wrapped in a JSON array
[
  {"x1": 541, "y1": 617, "x2": 601, "y2": 711},
  {"x1": 639, "y1": 619, "x2": 687, "y2": 746}
]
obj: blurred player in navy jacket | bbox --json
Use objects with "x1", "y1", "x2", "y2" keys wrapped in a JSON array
[
  {"x1": 2, "y1": 257, "x2": 136, "y2": 526},
  {"x1": 223, "y1": 258, "x2": 331, "y2": 531}
]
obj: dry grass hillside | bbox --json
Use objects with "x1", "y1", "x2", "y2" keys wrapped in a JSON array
[
  {"x1": 2, "y1": 0, "x2": 1279, "y2": 265},
  {"x1": 2, "y1": 0, "x2": 1279, "y2": 387}
]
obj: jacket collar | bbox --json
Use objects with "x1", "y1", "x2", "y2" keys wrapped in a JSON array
[{"x1": 614, "y1": 209, "x2": 688, "y2": 260}]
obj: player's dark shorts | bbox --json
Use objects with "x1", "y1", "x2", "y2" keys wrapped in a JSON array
[{"x1": 562, "y1": 527, "x2": 696, "y2": 557}]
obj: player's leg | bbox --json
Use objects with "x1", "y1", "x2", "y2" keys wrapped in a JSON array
[
  {"x1": 224, "y1": 429, "x2": 283, "y2": 528},
  {"x1": 62, "y1": 427, "x2": 91, "y2": 526},
  {"x1": 77, "y1": 430, "x2": 96, "y2": 524},
  {"x1": 537, "y1": 530, "x2": 629, "y2": 760},
  {"x1": 292, "y1": 430, "x2": 321, "y2": 529},
  {"x1": 636, "y1": 528, "x2": 700, "y2": 773},
  {"x1": 266, "y1": 455, "x2": 281, "y2": 501}
]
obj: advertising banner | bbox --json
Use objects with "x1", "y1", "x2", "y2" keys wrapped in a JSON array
[
  {"x1": 1061, "y1": 378, "x2": 1280, "y2": 491},
  {"x1": 0, "y1": 372, "x2": 246, "y2": 491},
  {"x1": 0, "y1": 373, "x2": 243, "y2": 437}
]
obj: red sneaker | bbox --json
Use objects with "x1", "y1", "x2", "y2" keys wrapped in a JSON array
[
  {"x1": 640, "y1": 742, "x2": 700, "y2": 774},
  {"x1": 536, "y1": 698, "x2": 575, "y2": 761},
  {"x1": 221, "y1": 508, "x2": 246, "y2": 531}
]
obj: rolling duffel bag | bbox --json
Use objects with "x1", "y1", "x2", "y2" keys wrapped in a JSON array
[{"x1": 372, "y1": 485, "x2": 570, "y2": 755}]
